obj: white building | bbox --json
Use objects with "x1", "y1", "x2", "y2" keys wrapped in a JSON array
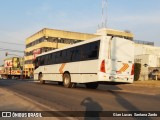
[
  {"x1": 135, "y1": 43, "x2": 160, "y2": 56},
  {"x1": 134, "y1": 43, "x2": 160, "y2": 80}
]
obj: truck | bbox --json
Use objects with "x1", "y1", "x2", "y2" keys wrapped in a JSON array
[{"x1": 0, "y1": 57, "x2": 25, "y2": 79}]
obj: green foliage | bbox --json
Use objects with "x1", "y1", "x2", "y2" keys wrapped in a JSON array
[{"x1": 134, "y1": 63, "x2": 141, "y2": 81}]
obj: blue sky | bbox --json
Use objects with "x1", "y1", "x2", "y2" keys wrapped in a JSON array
[{"x1": 0, "y1": 0, "x2": 160, "y2": 64}]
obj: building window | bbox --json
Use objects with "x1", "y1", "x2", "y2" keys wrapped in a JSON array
[{"x1": 26, "y1": 37, "x2": 83, "y2": 48}]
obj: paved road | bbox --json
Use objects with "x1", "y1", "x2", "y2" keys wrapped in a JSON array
[{"x1": 0, "y1": 79, "x2": 160, "y2": 120}]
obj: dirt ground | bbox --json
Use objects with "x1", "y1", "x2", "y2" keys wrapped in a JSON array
[{"x1": 132, "y1": 80, "x2": 160, "y2": 87}]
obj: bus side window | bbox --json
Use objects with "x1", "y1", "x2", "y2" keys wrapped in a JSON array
[
  {"x1": 55, "y1": 52, "x2": 60, "y2": 64},
  {"x1": 73, "y1": 47, "x2": 80, "y2": 62},
  {"x1": 88, "y1": 41, "x2": 100, "y2": 59},
  {"x1": 61, "y1": 50, "x2": 66, "y2": 63},
  {"x1": 34, "y1": 58, "x2": 37, "y2": 69},
  {"x1": 55, "y1": 52, "x2": 57, "y2": 64},
  {"x1": 36, "y1": 57, "x2": 40, "y2": 68},
  {"x1": 65, "y1": 49, "x2": 69, "y2": 63},
  {"x1": 40, "y1": 56, "x2": 44, "y2": 66},
  {"x1": 59, "y1": 51, "x2": 63, "y2": 63},
  {"x1": 70, "y1": 48, "x2": 74, "y2": 62},
  {"x1": 44, "y1": 55, "x2": 48, "y2": 65},
  {"x1": 81, "y1": 44, "x2": 89, "y2": 61},
  {"x1": 52, "y1": 53, "x2": 55, "y2": 64}
]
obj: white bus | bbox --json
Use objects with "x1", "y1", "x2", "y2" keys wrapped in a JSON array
[{"x1": 34, "y1": 36, "x2": 134, "y2": 89}]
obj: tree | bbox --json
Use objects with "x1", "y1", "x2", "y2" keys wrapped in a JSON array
[{"x1": 134, "y1": 63, "x2": 141, "y2": 81}]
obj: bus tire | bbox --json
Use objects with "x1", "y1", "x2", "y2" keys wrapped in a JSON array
[
  {"x1": 38, "y1": 73, "x2": 45, "y2": 84},
  {"x1": 86, "y1": 83, "x2": 99, "y2": 89},
  {"x1": 63, "y1": 73, "x2": 73, "y2": 88}
]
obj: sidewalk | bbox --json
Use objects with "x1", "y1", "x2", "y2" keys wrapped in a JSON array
[
  {"x1": 117, "y1": 80, "x2": 160, "y2": 95},
  {"x1": 99, "y1": 80, "x2": 160, "y2": 95},
  {"x1": 0, "y1": 87, "x2": 60, "y2": 120}
]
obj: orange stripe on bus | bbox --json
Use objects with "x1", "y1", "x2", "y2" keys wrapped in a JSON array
[
  {"x1": 122, "y1": 64, "x2": 129, "y2": 72},
  {"x1": 118, "y1": 64, "x2": 126, "y2": 72},
  {"x1": 59, "y1": 63, "x2": 66, "y2": 74},
  {"x1": 118, "y1": 63, "x2": 129, "y2": 73}
]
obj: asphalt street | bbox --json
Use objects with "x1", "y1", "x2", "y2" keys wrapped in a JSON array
[{"x1": 0, "y1": 79, "x2": 160, "y2": 120}]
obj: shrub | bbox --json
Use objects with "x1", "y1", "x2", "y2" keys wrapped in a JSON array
[{"x1": 134, "y1": 63, "x2": 141, "y2": 81}]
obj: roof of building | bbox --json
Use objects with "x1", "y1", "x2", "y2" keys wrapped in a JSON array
[
  {"x1": 26, "y1": 28, "x2": 134, "y2": 44},
  {"x1": 95, "y1": 28, "x2": 134, "y2": 39},
  {"x1": 26, "y1": 28, "x2": 99, "y2": 44}
]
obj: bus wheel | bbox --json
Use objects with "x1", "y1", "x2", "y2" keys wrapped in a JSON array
[
  {"x1": 38, "y1": 73, "x2": 45, "y2": 84},
  {"x1": 86, "y1": 83, "x2": 99, "y2": 89},
  {"x1": 63, "y1": 73, "x2": 73, "y2": 88}
]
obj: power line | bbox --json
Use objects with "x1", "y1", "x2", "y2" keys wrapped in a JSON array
[
  {"x1": 0, "y1": 40, "x2": 24, "y2": 45},
  {"x1": 0, "y1": 48, "x2": 24, "y2": 53}
]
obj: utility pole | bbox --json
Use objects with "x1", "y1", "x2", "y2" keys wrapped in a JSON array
[{"x1": 101, "y1": 0, "x2": 108, "y2": 28}]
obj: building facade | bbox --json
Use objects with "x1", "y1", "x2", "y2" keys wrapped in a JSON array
[{"x1": 134, "y1": 43, "x2": 160, "y2": 80}]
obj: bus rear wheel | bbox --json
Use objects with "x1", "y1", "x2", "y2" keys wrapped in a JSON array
[
  {"x1": 86, "y1": 83, "x2": 99, "y2": 89},
  {"x1": 38, "y1": 73, "x2": 45, "y2": 84},
  {"x1": 63, "y1": 73, "x2": 75, "y2": 88}
]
